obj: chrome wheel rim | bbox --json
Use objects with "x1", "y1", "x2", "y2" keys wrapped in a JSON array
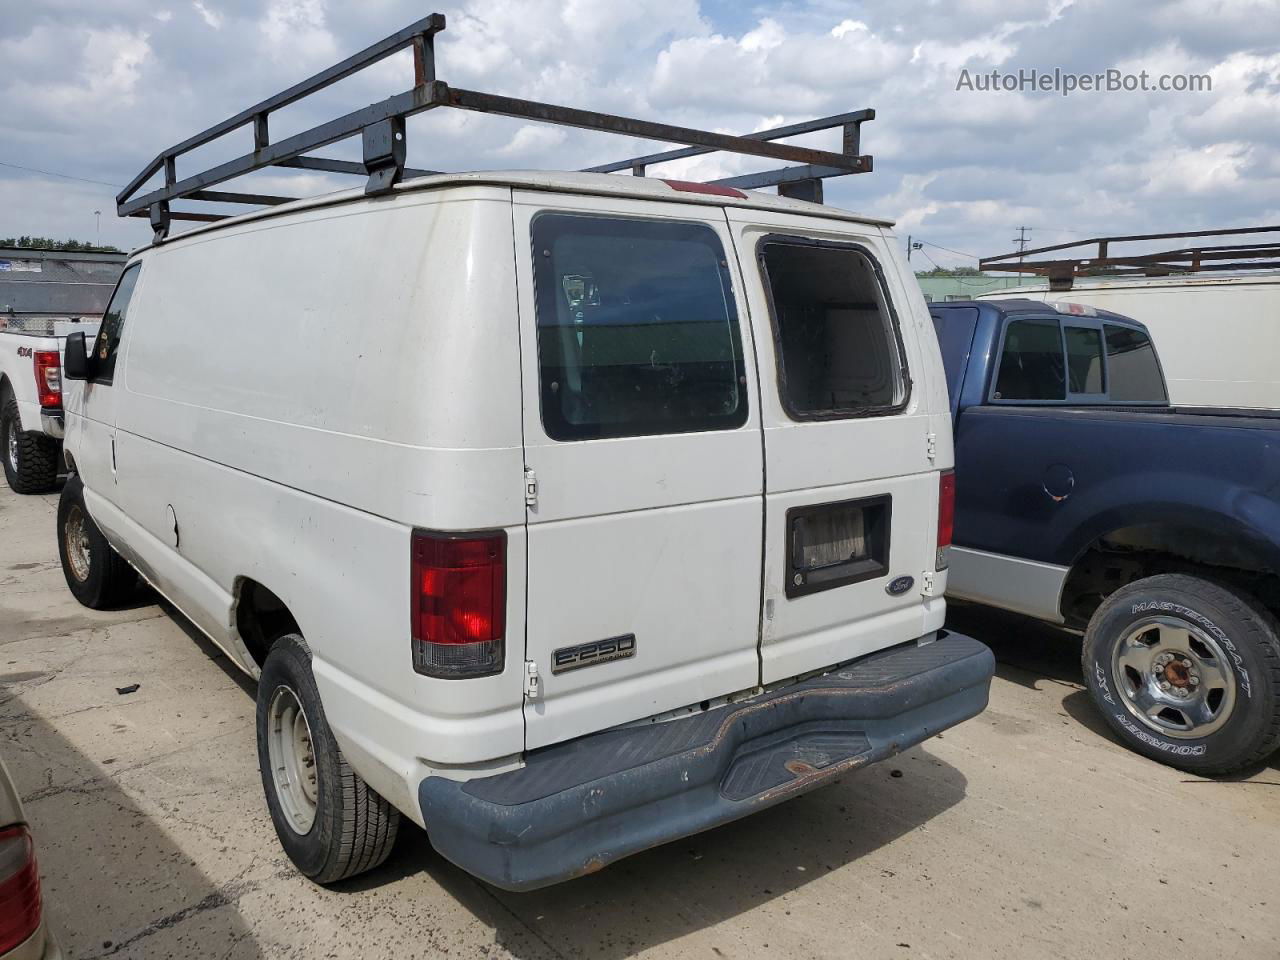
[
  {"x1": 267, "y1": 686, "x2": 318, "y2": 834},
  {"x1": 1112, "y1": 616, "x2": 1237, "y2": 739},
  {"x1": 64, "y1": 505, "x2": 92, "y2": 583},
  {"x1": 5, "y1": 418, "x2": 16, "y2": 473}
]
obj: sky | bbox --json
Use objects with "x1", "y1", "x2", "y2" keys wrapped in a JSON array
[{"x1": 1, "y1": 0, "x2": 1278, "y2": 267}]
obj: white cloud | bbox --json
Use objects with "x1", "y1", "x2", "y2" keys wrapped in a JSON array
[
  {"x1": 0, "y1": 0, "x2": 1275, "y2": 259},
  {"x1": 259, "y1": 0, "x2": 335, "y2": 64},
  {"x1": 192, "y1": 1, "x2": 221, "y2": 30}
]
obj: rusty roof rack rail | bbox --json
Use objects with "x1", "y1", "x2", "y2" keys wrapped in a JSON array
[
  {"x1": 980, "y1": 225, "x2": 1280, "y2": 291},
  {"x1": 118, "y1": 13, "x2": 875, "y2": 241}
]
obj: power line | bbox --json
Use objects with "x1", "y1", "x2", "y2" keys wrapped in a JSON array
[
  {"x1": 0, "y1": 159, "x2": 122, "y2": 189},
  {"x1": 917, "y1": 239, "x2": 980, "y2": 260}
]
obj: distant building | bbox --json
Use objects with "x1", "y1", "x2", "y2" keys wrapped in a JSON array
[
  {"x1": 0, "y1": 247, "x2": 126, "y2": 333},
  {"x1": 914, "y1": 273, "x2": 1042, "y2": 303}
]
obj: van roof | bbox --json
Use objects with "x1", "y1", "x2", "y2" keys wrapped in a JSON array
[{"x1": 129, "y1": 169, "x2": 895, "y2": 257}]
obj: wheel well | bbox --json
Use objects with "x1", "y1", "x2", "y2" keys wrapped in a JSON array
[
  {"x1": 234, "y1": 579, "x2": 301, "y2": 668},
  {"x1": 0, "y1": 374, "x2": 11, "y2": 402},
  {"x1": 1061, "y1": 522, "x2": 1280, "y2": 628}
]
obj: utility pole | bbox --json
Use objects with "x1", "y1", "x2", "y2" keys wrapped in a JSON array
[
  {"x1": 907, "y1": 235, "x2": 912, "y2": 261},
  {"x1": 94, "y1": 210, "x2": 101, "y2": 249},
  {"x1": 1013, "y1": 225, "x2": 1031, "y2": 269}
]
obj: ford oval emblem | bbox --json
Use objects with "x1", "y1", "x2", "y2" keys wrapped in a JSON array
[{"x1": 886, "y1": 575, "x2": 914, "y2": 596}]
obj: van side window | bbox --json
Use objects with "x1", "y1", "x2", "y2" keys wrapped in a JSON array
[
  {"x1": 1105, "y1": 324, "x2": 1167, "y2": 402},
  {"x1": 531, "y1": 214, "x2": 748, "y2": 441},
  {"x1": 93, "y1": 263, "x2": 141, "y2": 383},
  {"x1": 758, "y1": 238, "x2": 907, "y2": 418},
  {"x1": 1064, "y1": 325, "x2": 1105, "y2": 394},
  {"x1": 994, "y1": 318, "x2": 1064, "y2": 400}
]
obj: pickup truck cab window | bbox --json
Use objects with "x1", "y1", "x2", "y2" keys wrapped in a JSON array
[
  {"x1": 993, "y1": 317, "x2": 1065, "y2": 400},
  {"x1": 92, "y1": 263, "x2": 141, "y2": 384},
  {"x1": 757, "y1": 236, "x2": 908, "y2": 420},
  {"x1": 1064, "y1": 325, "x2": 1105, "y2": 394},
  {"x1": 1104, "y1": 324, "x2": 1167, "y2": 402},
  {"x1": 531, "y1": 213, "x2": 747, "y2": 441},
  {"x1": 991, "y1": 313, "x2": 1167, "y2": 405}
]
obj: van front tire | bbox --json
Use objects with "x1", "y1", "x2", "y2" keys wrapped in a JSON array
[
  {"x1": 57, "y1": 474, "x2": 138, "y2": 607},
  {"x1": 2, "y1": 394, "x2": 59, "y2": 494},
  {"x1": 256, "y1": 635, "x2": 400, "y2": 884},
  {"x1": 1082, "y1": 574, "x2": 1280, "y2": 775}
]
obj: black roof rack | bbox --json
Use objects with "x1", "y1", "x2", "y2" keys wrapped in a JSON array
[
  {"x1": 118, "y1": 14, "x2": 875, "y2": 241},
  {"x1": 980, "y1": 225, "x2": 1280, "y2": 290}
]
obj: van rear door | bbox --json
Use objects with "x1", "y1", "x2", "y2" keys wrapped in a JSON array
[
  {"x1": 726, "y1": 211, "x2": 946, "y2": 684},
  {"x1": 512, "y1": 192, "x2": 764, "y2": 750}
]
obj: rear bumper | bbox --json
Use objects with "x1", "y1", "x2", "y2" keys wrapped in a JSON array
[
  {"x1": 419, "y1": 631, "x2": 994, "y2": 891},
  {"x1": 40, "y1": 410, "x2": 64, "y2": 439}
]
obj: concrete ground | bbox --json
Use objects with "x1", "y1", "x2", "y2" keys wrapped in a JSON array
[{"x1": 2, "y1": 482, "x2": 1278, "y2": 960}]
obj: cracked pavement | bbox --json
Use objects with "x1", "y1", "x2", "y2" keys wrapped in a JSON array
[{"x1": 2, "y1": 481, "x2": 1279, "y2": 959}]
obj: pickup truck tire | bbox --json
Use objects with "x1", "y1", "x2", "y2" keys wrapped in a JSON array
[
  {"x1": 1083, "y1": 574, "x2": 1280, "y2": 775},
  {"x1": 57, "y1": 474, "x2": 139, "y2": 608},
  {"x1": 256, "y1": 634, "x2": 400, "y2": 884},
  {"x1": 2, "y1": 394, "x2": 59, "y2": 494}
]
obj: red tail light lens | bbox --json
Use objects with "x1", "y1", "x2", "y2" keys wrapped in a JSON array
[
  {"x1": 937, "y1": 470, "x2": 955, "y2": 571},
  {"x1": 34, "y1": 351, "x2": 61, "y2": 409},
  {"x1": 411, "y1": 530, "x2": 506, "y2": 678},
  {"x1": 0, "y1": 826, "x2": 41, "y2": 954}
]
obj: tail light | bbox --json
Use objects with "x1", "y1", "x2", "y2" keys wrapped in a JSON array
[
  {"x1": 34, "y1": 351, "x2": 61, "y2": 408},
  {"x1": 0, "y1": 826, "x2": 41, "y2": 954},
  {"x1": 936, "y1": 470, "x2": 955, "y2": 571},
  {"x1": 411, "y1": 530, "x2": 506, "y2": 678}
]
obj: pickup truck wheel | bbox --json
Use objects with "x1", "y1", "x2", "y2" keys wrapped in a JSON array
[
  {"x1": 1083, "y1": 574, "x2": 1280, "y2": 775},
  {"x1": 256, "y1": 635, "x2": 400, "y2": 884},
  {"x1": 57, "y1": 474, "x2": 138, "y2": 608},
  {"x1": 1, "y1": 395, "x2": 58, "y2": 494}
]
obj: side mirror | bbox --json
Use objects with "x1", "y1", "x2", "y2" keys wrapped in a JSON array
[{"x1": 63, "y1": 331, "x2": 91, "y2": 380}]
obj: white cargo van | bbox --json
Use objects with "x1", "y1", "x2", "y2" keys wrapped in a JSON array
[{"x1": 56, "y1": 17, "x2": 993, "y2": 890}]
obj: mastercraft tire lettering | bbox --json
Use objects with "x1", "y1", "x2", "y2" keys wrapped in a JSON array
[{"x1": 1082, "y1": 574, "x2": 1280, "y2": 775}]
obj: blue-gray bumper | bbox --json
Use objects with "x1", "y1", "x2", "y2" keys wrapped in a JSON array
[{"x1": 419, "y1": 631, "x2": 994, "y2": 891}]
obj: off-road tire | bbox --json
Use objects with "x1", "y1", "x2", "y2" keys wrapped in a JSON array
[
  {"x1": 2, "y1": 394, "x2": 59, "y2": 494},
  {"x1": 1083, "y1": 574, "x2": 1280, "y2": 775},
  {"x1": 57, "y1": 474, "x2": 138, "y2": 607},
  {"x1": 256, "y1": 634, "x2": 400, "y2": 884}
]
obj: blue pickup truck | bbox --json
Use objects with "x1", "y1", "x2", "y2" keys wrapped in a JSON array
[{"x1": 931, "y1": 298, "x2": 1280, "y2": 775}]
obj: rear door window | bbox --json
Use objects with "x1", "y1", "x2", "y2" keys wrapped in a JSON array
[
  {"x1": 1064, "y1": 325, "x2": 1105, "y2": 394},
  {"x1": 531, "y1": 214, "x2": 747, "y2": 441},
  {"x1": 1105, "y1": 324, "x2": 1167, "y2": 402},
  {"x1": 757, "y1": 238, "x2": 908, "y2": 419},
  {"x1": 994, "y1": 317, "x2": 1065, "y2": 400}
]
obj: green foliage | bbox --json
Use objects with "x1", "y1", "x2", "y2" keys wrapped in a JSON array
[
  {"x1": 0, "y1": 236, "x2": 122, "y2": 254},
  {"x1": 915, "y1": 266, "x2": 985, "y2": 277}
]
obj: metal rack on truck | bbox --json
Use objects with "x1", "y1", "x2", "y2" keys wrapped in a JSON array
[{"x1": 116, "y1": 13, "x2": 876, "y2": 240}]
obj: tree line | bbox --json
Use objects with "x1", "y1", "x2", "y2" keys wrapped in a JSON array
[{"x1": 1, "y1": 236, "x2": 123, "y2": 254}]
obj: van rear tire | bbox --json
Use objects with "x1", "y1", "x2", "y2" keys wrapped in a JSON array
[
  {"x1": 57, "y1": 474, "x2": 138, "y2": 608},
  {"x1": 2, "y1": 394, "x2": 59, "y2": 494},
  {"x1": 256, "y1": 635, "x2": 400, "y2": 884}
]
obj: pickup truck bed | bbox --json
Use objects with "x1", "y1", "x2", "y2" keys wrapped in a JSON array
[
  {"x1": 0, "y1": 320, "x2": 97, "y2": 493},
  {"x1": 931, "y1": 298, "x2": 1280, "y2": 776}
]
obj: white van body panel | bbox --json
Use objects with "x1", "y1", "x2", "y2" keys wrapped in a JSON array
[
  {"x1": 61, "y1": 171, "x2": 957, "y2": 834},
  {"x1": 979, "y1": 275, "x2": 1280, "y2": 408},
  {"x1": 512, "y1": 191, "x2": 765, "y2": 749},
  {"x1": 725, "y1": 211, "x2": 950, "y2": 683}
]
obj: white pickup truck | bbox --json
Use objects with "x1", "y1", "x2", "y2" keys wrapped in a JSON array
[{"x1": 0, "y1": 318, "x2": 99, "y2": 493}]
